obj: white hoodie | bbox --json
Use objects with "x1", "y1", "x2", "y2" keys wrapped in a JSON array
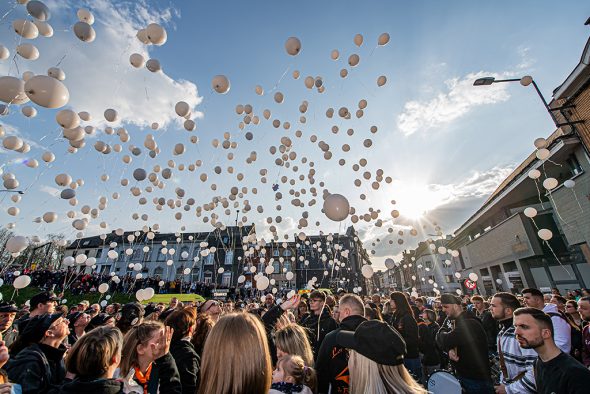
[{"x1": 543, "y1": 303, "x2": 571, "y2": 353}]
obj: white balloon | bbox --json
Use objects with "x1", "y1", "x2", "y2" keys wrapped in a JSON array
[
  {"x1": 42, "y1": 151, "x2": 55, "y2": 163},
  {"x1": 256, "y1": 276, "x2": 270, "y2": 290},
  {"x1": 24, "y1": 75, "x2": 69, "y2": 108},
  {"x1": 361, "y1": 265, "x2": 374, "y2": 278},
  {"x1": 143, "y1": 287, "x2": 155, "y2": 300},
  {"x1": 285, "y1": 271, "x2": 294, "y2": 281},
  {"x1": 564, "y1": 179, "x2": 575, "y2": 188},
  {"x1": 0, "y1": 76, "x2": 29, "y2": 105},
  {"x1": 56, "y1": 109, "x2": 80, "y2": 129},
  {"x1": 146, "y1": 23, "x2": 167, "y2": 45},
  {"x1": 527, "y1": 169, "x2": 541, "y2": 180},
  {"x1": 378, "y1": 32, "x2": 390, "y2": 46},
  {"x1": 0, "y1": 45, "x2": 9, "y2": 60},
  {"x1": 146, "y1": 58, "x2": 161, "y2": 72},
  {"x1": 468, "y1": 273, "x2": 479, "y2": 282},
  {"x1": 212, "y1": 75, "x2": 230, "y2": 94},
  {"x1": 285, "y1": 37, "x2": 302, "y2": 56},
  {"x1": 98, "y1": 283, "x2": 109, "y2": 294},
  {"x1": 237, "y1": 275, "x2": 245, "y2": 284},
  {"x1": 542, "y1": 177, "x2": 558, "y2": 190},
  {"x1": 13, "y1": 275, "x2": 31, "y2": 289},
  {"x1": 175, "y1": 101, "x2": 190, "y2": 117},
  {"x1": 523, "y1": 207, "x2": 537, "y2": 218},
  {"x1": 13, "y1": 19, "x2": 39, "y2": 39},
  {"x1": 6, "y1": 236, "x2": 28, "y2": 253},
  {"x1": 384, "y1": 258, "x2": 395, "y2": 269},
  {"x1": 129, "y1": 53, "x2": 145, "y2": 68},
  {"x1": 75, "y1": 254, "x2": 87, "y2": 264},
  {"x1": 77, "y1": 8, "x2": 94, "y2": 24},
  {"x1": 73, "y1": 21, "x2": 96, "y2": 42},
  {"x1": 26, "y1": 1, "x2": 51, "y2": 21},
  {"x1": 104, "y1": 108, "x2": 118, "y2": 122},
  {"x1": 34, "y1": 20, "x2": 53, "y2": 37},
  {"x1": 538, "y1": 229, "x2": 553, "y2": 241},
  {"x1": 535, "y1": 148, "x2": 550, "y2": 161},
  {"x1": 323, "y1": 193, "x2": 350, "y2": 221}
]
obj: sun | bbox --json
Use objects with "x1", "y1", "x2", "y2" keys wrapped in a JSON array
[{"x1": 393, "y1": 182, "x2": 448, "y2": 220}]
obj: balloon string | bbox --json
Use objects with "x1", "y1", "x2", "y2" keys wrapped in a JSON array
[
  {"x1": 534, "y1": 179, "x2": 545, "y2": 209},
  {"x1": 572, "y1": 190, "x2": 584, "y2": 213},
  {"x1": 544, "y1": 239, "x2": 574, "y2": 279},
  {"x1": 0, "y1": 3, "x2": 18, "y2": 24}
]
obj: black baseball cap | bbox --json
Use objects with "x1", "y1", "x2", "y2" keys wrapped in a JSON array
[
  {"x1": 0, "y1": 301, "x2": 19, "y2": 313},
  {"x1": 336, "y1": 320, "x2": 406, "y2": 365},
  {"x1": 118, "y1": 302, "x2": 144, "y2": 327},
  {"x1": 20, "y1": 313, "x2": 64, "y2": 344},
  {"x1": 29, "y1": 291, "x2": 58, "y2": 310}
]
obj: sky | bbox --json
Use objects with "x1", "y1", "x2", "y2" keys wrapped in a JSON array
[{"x1": 0, "y1": 0, "x2": 589, "y2": 270}]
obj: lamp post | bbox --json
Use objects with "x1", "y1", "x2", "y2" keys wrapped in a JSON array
[{"x1": 473, "y1": 75, "x2": 583, "y2": 129}]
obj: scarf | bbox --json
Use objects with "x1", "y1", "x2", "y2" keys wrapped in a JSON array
[
  {"x1": 133, "y1": 363, "x2": 152, "y2": 394},
  {"x1": 271, "y1": 382, "x2": 304, "y2": 394}
]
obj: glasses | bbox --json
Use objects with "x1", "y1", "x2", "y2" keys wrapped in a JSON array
[{"x1": 310, "y1": 299, "x2": 323, "y2": 303}]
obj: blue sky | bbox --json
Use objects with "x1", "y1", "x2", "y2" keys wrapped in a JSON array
[{"x1": 0, "y1": 0, "x2": 589, "y2": 269}]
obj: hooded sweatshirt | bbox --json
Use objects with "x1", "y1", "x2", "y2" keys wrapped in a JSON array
[{"x1": 543, "y1": 303, "x2": 572, "y2": 353}]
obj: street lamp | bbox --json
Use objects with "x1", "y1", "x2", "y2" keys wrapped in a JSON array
[
  {"x1": 473, "y1": 75, "x2": 583, "y2": 129},
  {"x1": 0, "y1": 190, "x2": 24, "y2": 194}
]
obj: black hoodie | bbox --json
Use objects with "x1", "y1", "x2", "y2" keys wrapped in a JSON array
[
  {"x1": 315, "y1": 314, "x2": 367, "y2": 394},
  {"x1": 5, "y1": 342, "x2": 66, "y2": 394},
  {"x1": 56, "y1": 378, "x2": 125, "y2": 394},
  {"x1": 301, "y1": 308, "x2": 338, "y2": 358}
]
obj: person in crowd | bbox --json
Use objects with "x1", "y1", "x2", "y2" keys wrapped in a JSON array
[
  {"x1": 300, "y1": 290, "x2": 337, "y2": 357},
  {"x1": 264, "y1": 294, "x2": 275, "y2": 310},
  {"x1": 543, "y1": 293, "x2": 552, "y2": 304},
  {"x1": 191, "y1": 313, "x2": 214, "y2": 359},
  {"x1": 0, "y1": 332, "x2": 14, "y2": 392},
  {"x1": 316, "y1": 293, "x2": 366, "y2": 394},
  {"x1": 87, "y1": 304, "x2": 100, "y2": 318},
  {"x1": 17, "y1": 291, "x2": 57, "y2": 329},
  {"x1": 275, "y1": 324, "x2": 315, "y2": 368},
  {"x1": 577, "y1": 296, "x2": 590, "y2": 367},
  {"x1": 57, "y1": 326, "x2": 124, "y2": 393},
  {"x1": 197, "y1": 313, "x2": 272, "y2": 394},
  {"x1": 383, "y1": 291, "x2": 421, "y2": 381},
  {"x1": 119, "y1": 320, "x2": 181, "y2": 394},
  {"x1": 6, "y1": 313, "x2": 69, "y2": 393},
  {"x1": 66, "y1": 311, "x2": 91, "y2": 345},
  {"x1": 86, "y1": 313, "x2": 116, "y2": 331},
  {"x1": 77, "y1": 301, "x2": 90, "y2": 312},
  {"x1": 198, "y1": 299, "x2": 222, "y2": 323},
  {"x1": 566, "y1": 299, "x2": 583, "y2": 327},
  {"x1": 271, "y1": 354, "x2": 316, "y2": 394},
  {"x1": 522, "y1": 288, "x2": 571, "y2": 353},
  {"x1": 418, "y1": 308, "x2": 440, "y2": 383},
  {"x1": 550, "y1": 294, "x2": 567, "y2": 313},
  {"x1": 371, "y1": 294, "x2": 383, "y2": 311},
  {"x1": 297, "y1": 300, "x2": 310, "y2": 323},
  {"x1": 513, "y1": 307, "x2": 590, "y2": 394},
  {"x1": 471, "y1": 295, "x2": 498, "y2": 354},
  {"x1": 337, "y1": 319, "x2": 426, "y2": 394},
  {"x1": 116, "y1": 302, "x2": 144, "y2": 335},
  {"x1": 166, "y1": 298, "x2": 179, "y2": 313},
  {"x1": 435, "y1": 293, "x2": 493, "y2": 393},
  {"x1": 489, "y1": 292, "x2": 536, "y2": 394},
  {"x1": 165, "y1": 307, "x2": 199, "y2": 394},
  {"x1": 0, "y1": 302, "x2": 19, "y2": 349},
  {"x1": 331, "y1": 305, "x2": 340, "y2": 323}
]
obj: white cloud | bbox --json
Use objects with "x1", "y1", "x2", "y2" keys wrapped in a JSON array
[
  {"x1": 0, "y1": 0, "x2": 201, "y2": 129},
  {"x1": 397, "y1": 71, "x2": 511, "y2": 136},
  {"x1": 39, "y1": 185, "x2": 61, "y2": 197}
]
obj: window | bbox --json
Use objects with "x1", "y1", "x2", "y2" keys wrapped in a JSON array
[
  {"x1": 95, "y1": 249, "x2": 103, "y2": 259},
  {"x1": 273, "y1": 249, "x2": 280, "y2": 257},
  {"x1": 284, "y1": 260, "x2": 292, "y2": 272},
  {"x1": 221, "y1": 272, "x2": 232, "y2": 287},
  {"x1": 283, "y1": 249, "x2": 292, "y2": 257},
  {"x1": 131, "y1": 249, "x2": 142, "y2": 261},
  {"x1": 205, "y1": 254, "x2": 214, "y2": 265},
  {"x1": 191, "y1": 267, "x2": 200, "y2": 282},
  {"x1": 273, "y1": 260, "x2": 280, "y2": 273},
  {"x1": 566, "y1": 154, "x2": 583, "y2": 176},
  {"x1": 445, "y1": 275, "x2": 454, "y2": 283},
  {"x1": 222, "y1": 236, "x2": 229, "y2": 244},
  {"x1": 225, "y1": 250, "x2": 234, "y2": 265}
]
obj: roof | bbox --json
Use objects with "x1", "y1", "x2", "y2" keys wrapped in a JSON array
[
  {"x1": 553, "y1": 36, "x2": 590, "y2": 100},
  {"x1": 453, "y1": 127, "x2": 570, "y2": 236}
]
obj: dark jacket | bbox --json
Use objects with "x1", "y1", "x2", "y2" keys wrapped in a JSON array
[
  {"x1": 1, "y1": 324, "x2": 18, "y2": 349},
  {"x1": 301, "y1": 309, "x2": 338, "y2": 358},
  {"x1": 582, "y1": 323, "x2": 590, "y2": 367},
  {"x1": 56, "y1": 378, "x2": 125, "y2": 394},
  {"x1": 169, "y1": 338, "x2": 199, "y2": 394},
  {"x1": 418, "y1": 320, "x2": 440, "y2": 366},
  {"x1": 5, "y1": 342, "x2": 67, "y2": 394},
  {"x1": 384, "y1": 312, "x2": 419, "y2": 358},
  {"x1": 315, "y1": 315, "x2": 367, "y2": 394},
  {"x1": 476, "y1": 309, "x2": 499, "y2": 352},
  {"x1": 436, "y1": 311, "x2": 491, "y2": 381},
  {"x1": 150, "y1": 353, "x2": 182, "y2": 394}
]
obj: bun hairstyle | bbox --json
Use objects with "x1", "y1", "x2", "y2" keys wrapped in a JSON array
[{"x1": 278, "y1": 354, "x2": 317, "y2": 392}]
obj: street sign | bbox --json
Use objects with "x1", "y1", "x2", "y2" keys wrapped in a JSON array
[{"x1": 464, "y1": 279, "x2": 477, "y2": 290}]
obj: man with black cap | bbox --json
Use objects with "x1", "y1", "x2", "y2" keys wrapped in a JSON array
[
  {"x1": 6, "y1": 313, "x2": 69, "y2": 393},
  {"x1": 0, "y1": 301, "x2": 19, "y2": 349},
  {"x1": 436, "y1": 293, "x2": 493, "y2": 394},
  {"x1": 336, "y1": 320, "x2": 424, "y2": 392},
  {"x1": 16, "y1": 291, "x2": 57, "y2": 331}
]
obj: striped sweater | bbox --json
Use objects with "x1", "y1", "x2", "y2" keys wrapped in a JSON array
[{"x1": 497, "y1": 320, "x2": 538, "y2": 394}]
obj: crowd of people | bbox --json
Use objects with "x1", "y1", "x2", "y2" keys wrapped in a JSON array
[{"x1": 0, "y1": 283, "x2": 588, "y2": 393}]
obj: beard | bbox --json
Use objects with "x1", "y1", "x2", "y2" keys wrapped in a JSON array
[{"x1": 516, "y1": 335, "x2": 544, "y2": 349}]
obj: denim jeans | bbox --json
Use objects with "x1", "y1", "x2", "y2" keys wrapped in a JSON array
[
  {"x1": 403, "y1": 358, "x2": 422, "y2": 383},
  {"x1": 458, "y1": 376, "x2": 494, "y2": 394}
]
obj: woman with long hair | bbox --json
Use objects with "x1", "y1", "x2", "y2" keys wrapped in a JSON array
[
  {"x1": 566, "y1": 300, "x2": 583, "y2": 327},
  {"x1": 197, "y1": 313, "x2": 272, "y2": 394},
  {"x1": 274, "y1": 324, "x2": 314, "y2": 367},
  {"x1": 384, "y1": 292, "x2": 421, "y2": 381},
  {"x1": 191, "y1": 313, "x2": 214, "y2": 359},
  {"x1": 119, "y1": 320, "x2": 181, "y2": 394},
  {"x1": 338, "y1": 320, "x2": 426, "y2": 394},
  {"x1": 58, "y1": 326, "x2": 124, "y2": 393}
]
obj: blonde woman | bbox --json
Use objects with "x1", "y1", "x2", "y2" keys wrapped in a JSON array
[
  {"x1": 274, "y1": 324, "x2": 315, "y2": 367},
  {"x1": 337, "y1": 320, "x2": 426, "y2": 394},
  {"x1": 119, "y1": 321, "x2": 181, "y2": 394},
  {"x1": 197, "y1": 313, "x2": 272, "y2": 394},
  {"x1": 59, "y1": 326, "x2": 124, "y2": 393}
]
